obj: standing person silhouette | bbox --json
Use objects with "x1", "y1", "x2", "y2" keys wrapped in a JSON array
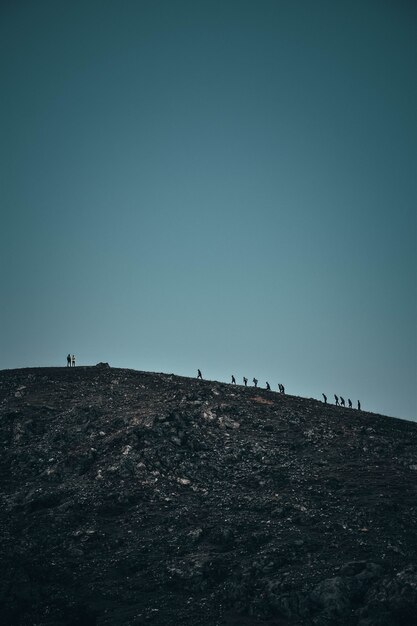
[
  {"x1": 348, "y1": 399, "x2": 352, "y2": 408},
  {"x1": 322, "y1": 393, "x2": 327, "y2": 404},
  {"x1": 66, "y1": 354, "x2": 71, "y2": 367},
  {"x1": 197, "y1": 369, "x2": 203, "y2": 380},
  {"x1": 357, "y1": 400, "x2": 361, "y2": 411},
  {"x1": 266, "y1": 382, "x2": 271, "y2": 390},
  {"x1": 253, "y1": 378, "x2": 258, "y2": 388},
  {"x1": 231, "y1": 375, "x2": 236, "y2": 384},
  {"x1": 71, "y1": 355, "x2": 76, "y2": 367},
  {"x1": 243, "y1": 377, "x2": 248, "y2": 386},
  {"x1": 334, "y1": 394, "x2": 339, "y2": 406},
  {"x1": 340, "y1": 397, "x2": 345, "y2": 407}
]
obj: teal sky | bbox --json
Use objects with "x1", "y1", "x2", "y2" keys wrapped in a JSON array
[{"x1": 1, "y1": 0, "x2": 416, "y2": 420}]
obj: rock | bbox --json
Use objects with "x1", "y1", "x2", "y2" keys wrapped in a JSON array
[
  {"x1": 310, "y1": 576, "x2": 354, "y2": 617},
  {"x1": 220, "y1": 416, "x2": 240, "y2": 429},
  {"x1": 359, "y1": 566, "x2": 417, "y2": 625},
  {"x1": 177, "y1": 477, "x2": 191, "y2": 485},
  {"x1": 0, "y1": 365, "x2": 416, "y2": 625}
]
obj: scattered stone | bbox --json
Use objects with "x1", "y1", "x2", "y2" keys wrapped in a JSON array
[
  {"x1": 177, "y1": 477, "x2": 191, "y2": 486},
  {"x1": 0, "y1": 365, "x2": 416, "y2": 625}
]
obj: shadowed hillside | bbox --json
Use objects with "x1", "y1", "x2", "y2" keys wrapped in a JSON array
[{"x1": 1, "y1": 365, "x2": 417, "y2": 626}]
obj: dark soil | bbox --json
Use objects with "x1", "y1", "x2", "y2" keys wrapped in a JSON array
[{"x1": 1, "y1": 365, "x2": 417, "y2": 625}]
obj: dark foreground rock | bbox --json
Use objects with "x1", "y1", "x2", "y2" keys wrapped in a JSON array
[{"x1": 0, "y1": 366, "x2": 416, "y2": 625}]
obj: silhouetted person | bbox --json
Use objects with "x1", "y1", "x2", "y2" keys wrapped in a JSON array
[
  {"x1": 66, "y1": 354, "x2": 71, "y2": 367},
  {"x1": 340, "y1": 397, "x2": 345, "y2": 407},
  {"x1": 197, "y1": 369, "x2": 203, "y2": 380},
  {"x1": 322, "y1": 393, "x2": 327, "y2": 404},
  {"x1": 231, "y1": 375, "x2": 236, "y2": 384},
  {"x1": 253, "y1": 378, "x2": 258, "y2": 388},
  {"x1": 266, "y1": 382, "x2": 270, "y2": 390},
  {"x1": 278, "y1": 383, "x2": 282, "y2": 393},
  {"x1": 281, "y1": 384, "x2": 285, "y2": 394},
  {"x1": 334, "y1": 394, "x2": 339, "y2": 406},
  {"x1": 71, "y1": 354, "x2": 76, "y2": 367},
  {"x1": 357, "y1": 400, "x2": 361, "y2": 411},
  {"x1": 348, "y1": 399, "x2": 352, "y2": 408},
  {"x1": 243, "y1": 377, "x2": 248, "y2": 386}
]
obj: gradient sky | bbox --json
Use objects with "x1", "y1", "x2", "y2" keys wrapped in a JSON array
[{"x1": 1, "y1": 0, "x2": 416, "y2": 420}]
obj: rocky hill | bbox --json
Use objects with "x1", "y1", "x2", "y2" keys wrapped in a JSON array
[{"x1": 1, "y1": 365, "x2": 417, "y2": 626}]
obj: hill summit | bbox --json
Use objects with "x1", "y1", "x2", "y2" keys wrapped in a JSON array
[{"x1": 1, "y1": 366, "x2": 417, "y2": 625}]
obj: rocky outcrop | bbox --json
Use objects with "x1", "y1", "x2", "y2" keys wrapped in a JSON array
[{"x1": 0, "y1": 366, "x2": 416, "y2": 625}]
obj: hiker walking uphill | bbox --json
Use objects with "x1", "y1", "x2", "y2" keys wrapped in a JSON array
[
  {"x1": 253, "y1": 378, "x2": 258, "y2": 388},
  {"x1": 231, "y1": 375, "x2": 236, "y2": 385},
  {"x1": 197, "y1": 369, "x2": 203, "y2": 380},
  {"x1": 340, "y1": 397, "x2": 345, "y2": 407},
  {"x1": 322, "y1": 393, "x2": 327, "y2": 404},
  {"x1": 243, "y1": 377, "x2": 248, "y2": 387},
  {"x1": 348, "y1": 399, "x2": 352, "y2": 408},
  {"x1": 334, "y1": 394, "x2": 339, "y2": 406},
  {"x1": 266, "y1": 382, "x2": 271, "y2": 390}
]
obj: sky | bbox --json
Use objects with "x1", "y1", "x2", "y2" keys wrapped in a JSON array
[{"x1": 1, "y1": 0, "x2": 416, "y2": 421}]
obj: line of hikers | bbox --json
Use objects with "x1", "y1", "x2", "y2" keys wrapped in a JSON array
[
  {"x1": 62, "y1": 360, "x2": 361, "y2": 411},
  {"x1": 197, "y1": 370, "x2": 285, "y2": 393},
  {"x1": 322, "y1": 394, "x2": 361, "y2": 410},
  {"x1": 197, "y1": 370, "x2": 361, "y2": 410}
]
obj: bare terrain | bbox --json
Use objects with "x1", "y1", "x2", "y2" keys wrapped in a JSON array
[{"x1": 1, "y1": 365, "x2": 416, "y2": 625}]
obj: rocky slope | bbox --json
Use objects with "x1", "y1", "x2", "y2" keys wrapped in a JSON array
[{"x1": 1, "y1": 365, "x2": 417, "y2": 626}]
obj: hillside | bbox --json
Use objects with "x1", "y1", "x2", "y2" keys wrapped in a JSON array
[{"x1": 1, "y1": 365, "x2": 417, "y2": 626}]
